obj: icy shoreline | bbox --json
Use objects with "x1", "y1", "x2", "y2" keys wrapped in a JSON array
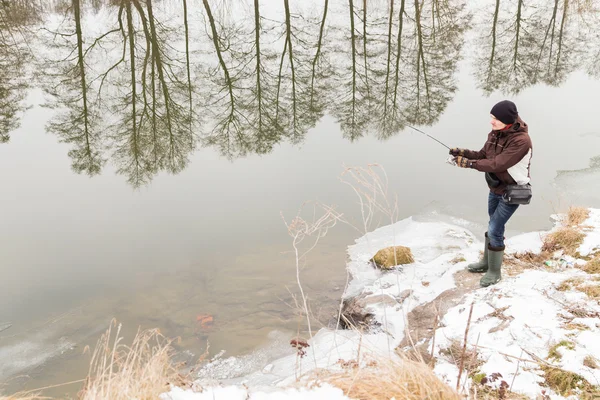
[{"x1": 163, "y1": 209, "x2": 600, "y2": 400}]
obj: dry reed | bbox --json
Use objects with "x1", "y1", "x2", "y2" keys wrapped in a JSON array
[
  {"x1": 78, "y1": 320, "x2": 188, "y2": 400},
  {"x1": 0, "y1": 321, "x2": 188, "y2": 400}
]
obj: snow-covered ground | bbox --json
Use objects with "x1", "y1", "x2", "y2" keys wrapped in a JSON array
[
  {"x1": 162, "y1": 384, "x2": 349, "y2": 400},
  {"x1": 164, "y1": 209, "x2": 600, "y2": 399}
]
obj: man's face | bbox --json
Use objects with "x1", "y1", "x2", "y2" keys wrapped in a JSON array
[{"x1": 490, "y1": 114, "x2": 507, "y2": 131}]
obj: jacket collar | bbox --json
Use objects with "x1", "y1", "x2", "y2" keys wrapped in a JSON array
[{"x1": 492, "y1": 117, "x2": 527, "y2": 137}]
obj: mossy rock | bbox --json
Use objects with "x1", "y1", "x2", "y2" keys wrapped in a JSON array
[
  {"x1": 542, "y1": 366, "x2": 600, "y2": 398},
  {"x1": 370, "y1": 246, "x2": 414, "y2": 270}
]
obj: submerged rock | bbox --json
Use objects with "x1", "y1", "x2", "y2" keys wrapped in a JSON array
[
  {"x1": 338, "y1": 296, "x2": 375, "y2": 331},
  {"x1": 370, "y1": 246, "x2": 414, "y2": 269},
  {"x1": 337, "y1": 291, "x2": 412, "y2": 331}
]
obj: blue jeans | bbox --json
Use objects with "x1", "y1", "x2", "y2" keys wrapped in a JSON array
[{"x1": 488, "y1": 192, "x2": 519, "y2": 248}]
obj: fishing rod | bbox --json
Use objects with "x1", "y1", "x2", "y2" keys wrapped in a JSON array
[{"x1": 406, "y1": 125, "x2": 450, "y2": 150}]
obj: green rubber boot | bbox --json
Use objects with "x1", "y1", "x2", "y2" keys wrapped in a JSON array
[
  {"x1": 467, "y1": 233, "x2": 489, "y2": 273},
  {"x1": 480, "y1": 246, "x2": 504, "y2": 287}
]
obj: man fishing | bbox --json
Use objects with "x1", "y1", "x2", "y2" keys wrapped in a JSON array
[{"x1": 450, "y1": 100, "x2": 533, "y2": 287}]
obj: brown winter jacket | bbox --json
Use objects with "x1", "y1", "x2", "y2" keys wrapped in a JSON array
[{"x1": 463, "y1": 117, "x2": 533, "y2": 195}]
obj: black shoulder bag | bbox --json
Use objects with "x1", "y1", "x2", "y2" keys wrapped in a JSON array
[
  {"x1": 486, "y1": 172, "x2": 532, "y2": 205},
  {"x1": 503, "y1": 184, "x2": 532, "y2": 205}
]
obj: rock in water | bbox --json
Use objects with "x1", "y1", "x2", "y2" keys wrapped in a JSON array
[
  {"x1": 370, "y1": 246, "x2": 414, "y2": 269},
  {"x1": 339, "y1": 296, "x2": 375, "y2": 331}
]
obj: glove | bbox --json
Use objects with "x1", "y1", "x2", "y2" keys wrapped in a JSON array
[
  {"x1": 449, "y1": 148, "x2": 464, "y2": 156},
  {"x1": 455, "y1": 156, "x2": 474, "y2": 168}
]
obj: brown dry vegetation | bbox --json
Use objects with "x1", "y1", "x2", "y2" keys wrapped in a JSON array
[
  {"x1": 579, "y1": 285, "x2": 600, "y2": 300},
  {"x1": 450, "y1": 254, "x2": 467, "y2": 264},
  {"x1": 541, "y1": 207, "x2": 590, "y2": 257},
  {"x1": 561, "y1": 322, "x2": 590, "y2": 331},
  {"x1": 584, "y1": 355, "x2": 599, "y2": 369},
  {"x1": 566, "y1": 207, "x2": 590, "y2": 227},
  {"x1": 542, "y1": 227, "x2": 586, "y2": 256},
  {"x1": 78, "y1": 321, "x2": 190, "y2": 400},
  {"x1": 438, "y1": 338, "x2": 485, "y2": 376},
  {"x1": 325, "y1": 357, "x2": 461, "y2": 400},
  {"x1": 506, "y1": 208, "x2": 597, "y2": 277},
  {"x1": 556, "y1": 277, "x2": 584, "y2": 292},
  {"x1": 564, "y1": 305, "x2": 600, "y2": 319},
  {"x1": 511, "y1": 251, "x2": 547, "y2": 265},
  {"x1": 502, "y1": 250, "x2": 549, "y2": 276},
  {"x1": 556, "y1": 277, "x2": 600, "y2": 300},
  {"x1": 582, "y1": 255, "x2": 600, "y2": 274}
]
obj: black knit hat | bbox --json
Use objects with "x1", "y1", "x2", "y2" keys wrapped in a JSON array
[{"x1": 490, "y1": 100, "x2": 518, "y2": 125}]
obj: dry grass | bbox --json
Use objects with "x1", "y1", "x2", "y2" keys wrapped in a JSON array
[
  {"x1": 542, "y1": 207, "x2": 590, "y2": 257},
  {"x1": 439, "y1": 338, "x2": 484, "y2": 372},
  {"x1": 584, "y1": 356, "x2": 599, "y2": 369},
  {"x1": 582, "y1": 255, "x2": 600, "y2": 274},
  {"x1": 557, "y1": 277, "x2": 600, "y2": 299},
  {"x1": 565, "y1": 305, "x2": 600, "y2": 319},
  {"x1": 79, "y1": 320, "x2": 189, "y2": 400},
  {"x1": 449, "y1": 254, "x2": 467, "y2": 264},
  {"x1": 556, "y1": 278, "x2": 600, "y2": 300},
  {"x1": 561, "y1": 322, "x2": 590, "y2": 331},
  {"x1": 511, "y1": 251, "x2": 547, "y2": 266},
  {"x1": 325, "y1": 357, "x2": 461, "y2": 400},
  {"x1": 556, "y1": 277, "x2": 583, "y2": 292},
  {"x1": 542, "y1": 227, "x2": 586, "y2": 256},
  {"x1": 503, "y1": 251, "x2": 549, "y2": 276},
  {"x1": 371, "y1": 246, "x2": 414, "y2": 269},
  {"x1": 579, "y1": 285, "x2": 600, "y2": 300},
  {"x1": 566, "y1": 207, "x2": 590, "y2": 227}
]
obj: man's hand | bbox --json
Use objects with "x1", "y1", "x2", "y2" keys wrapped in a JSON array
[
  {"x1": 455, "y1": 156, "x2": 474, "y2": 168},
  {"x1": 449, "y1": 148, "x2": 464, "y2": 156}
]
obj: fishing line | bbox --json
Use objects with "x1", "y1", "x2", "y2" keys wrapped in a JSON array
[{"x1": 406, "y1": 125, "x2": 450, "y2": 150}]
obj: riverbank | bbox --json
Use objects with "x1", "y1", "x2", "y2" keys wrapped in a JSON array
[
  {"x1": 3, "y1": 207, "x2": 600, "y2": 400},
  {"x1": 165, "y1": 207, "x2": 600, "y2": 399}
]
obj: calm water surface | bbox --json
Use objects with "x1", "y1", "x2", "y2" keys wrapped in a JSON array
[{"x1": 1, "y1": 0, "x2": 600, "y2": 396}]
